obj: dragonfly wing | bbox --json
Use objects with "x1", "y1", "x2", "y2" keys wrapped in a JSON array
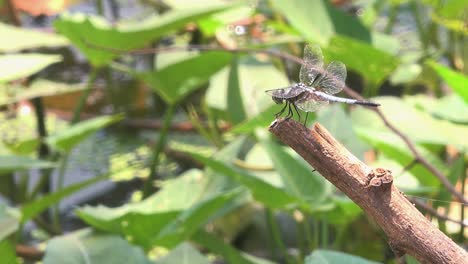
[
  {"x1": 295, "y1": 91, "x2": 329, "y2": 112},
  {"x1": 315, "y1": 61, "x2": 347, "y2": 94},
  {"x1": 265, "y1": 86, "x2": 306, "y2": 99},
  {"x1": 299, "y1": 44, "x2": 324, "y2": 86}
]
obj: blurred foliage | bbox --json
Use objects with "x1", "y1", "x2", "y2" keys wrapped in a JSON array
[{"x1": 0, "y1": 0, "x2": 467, "y2": 263}]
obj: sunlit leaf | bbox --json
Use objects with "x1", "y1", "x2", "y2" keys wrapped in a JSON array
[
  {"x1": 43, "y1": 229, "x2": 151, "y2": 264},
  {"x1": 0, "y1": 54, "x2": 62, "y2": 83},
  {"x1": 47, "y1": 114, "x2": 124, "y2": 152},
  {"x1": 20, "y1": 174, "x2": 107, "y2": 222},
  {"x1": 305, "y1": 249, "x2": 380, "y2": 264},
  {"x1": 3, "y1": 138, "x2": 39, "y2": 155},
  {"x1": 258, "y1": 132, "x2": 330, "y2": 207},
  {"x1": 187, "y1": 152, "x2": 299, "y2": 209},
  {"x1": 139, "y1": 51, "x2": 232, "y2": 105},
  {"x1": 76, "y1": 169, "x2": 244, "y2": 249},
  {"x1": 317, "y1": 105, "x2": 370, "y2": 160},
  {"x1": 427, "y1": 61, "x2": 468, "y2": 103},
  {"x1": 0, "y1": 204, "x2": 20, "y2": 241},
  {"x1": 0, "y1": 155, "x2": 56, "y2": 174},
  {"x1": 54, "y1": 3, "x2": 239, "y2": 67},
  {"x1": 154, "y1": 243, "x2": 210, "y2": 264},
  {"x1": 352, "y1": 96, "x2": 468, "y2": 150},
  {"x1": 0, "y1": 79, "x2": 86, "y2": 106},
  {"x1": 0, "y1": 22, "x2": 68, "y2": 52},
  {"x1": 323, "y1": 35, "x2": 399, "y2": 86}
]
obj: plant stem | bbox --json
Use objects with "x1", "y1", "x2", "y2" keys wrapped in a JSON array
[
  {"x1": 265, "y1": 209, "x2": 293, "y2": 264},
  {"x1": 72, "y1": 69, "x2": 99, "y2": 124},
  {"x1": 142, "y1": 104, "x2": 176, "y2": 198},
  {"x1": 51, "y1": 154, "x2": 69, "y2": 233}
]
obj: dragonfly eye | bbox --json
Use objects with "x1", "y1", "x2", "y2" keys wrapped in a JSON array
[{"x1": 272, "y1": 97, "x2": 283, "y2": 104}]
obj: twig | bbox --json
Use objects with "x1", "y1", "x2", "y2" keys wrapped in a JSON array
[
  {"x1": 343, "y1": 85, "x2": 467, "y2": 204},
  {"x1": 269, "y1": 119, "x2": 468, "y2": 263},
  {"x1": 410, "y1": 198, "x2": 468, "y2": 227},
  {"x1": 85, "y1": 42, "x2": 466, "y2": 204}
]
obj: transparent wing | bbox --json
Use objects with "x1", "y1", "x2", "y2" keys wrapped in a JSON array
[
  {"x1": 299, "y1": 44, "x2": 324, "y2": 86},
  {"x1": 295, "y1": 91, "x2": 329, "y2": 112},
  {"x1": 265, "y1": 86, "x2": 306, "y2": 99},
  {"x1": 315, "y1": 61, "x2": 347, "y2": 95}
]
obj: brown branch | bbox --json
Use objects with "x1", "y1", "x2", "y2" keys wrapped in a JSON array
[
  {"x1": 85, "y1": 42, "x2": 466, "y2": 204},
  {"x1": 269, "y1": 119, "x2": 468, "y2": 263}
]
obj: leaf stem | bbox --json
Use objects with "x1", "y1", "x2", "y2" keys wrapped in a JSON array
[
  {"x1": 142, "y1": 104, "x2": 176, "y2": 198},
  {"x1": 265, "y1": 209, "x2": 293, "y2": 264}
]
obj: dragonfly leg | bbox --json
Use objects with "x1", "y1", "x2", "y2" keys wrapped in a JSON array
[
  {"x1": 285, "y1": 102, "x2": 293, "y2": 120},
  {"x1": 292, "y1": 103, "x2": 301, "y2": 123},
  {"x1": 276, "y1": 103, "x2": 288, "y2": 118},
  {"x1": 304, "y1": 112, "x2": 309, "y2": 126}
]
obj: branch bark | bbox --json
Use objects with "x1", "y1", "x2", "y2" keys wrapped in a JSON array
[{"x1": 269, "y1": 119, "x2": 468, "y2": 264}]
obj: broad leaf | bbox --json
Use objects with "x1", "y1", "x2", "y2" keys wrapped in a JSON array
[
  {"x1": 0, "y1": 22, "x2": 68, "y2": 52},
  {"x1": 187, "y1": 152, "x2": 299, "y2": 209},
  {"x1": 21, "y1": 174, "x2": 108, "y2": 222},
  {"x1": 0, "y1": 80, "x2": 86, "y2": 106},
  {"x1": 154, "y1": 243, "x2": 210, "y2": 264},
  {"x1": 54, "y1": 3, "x2": 238, "y2": 67},
  {"x1": 47, "y1": 114, "x2": 123, "y2": 152},
  {"x1": 0, "y1": 54, "x2": 62, "y2": 83},
  {"x1": 0, "y1": 204, "x2": 20, "y2": 241},
  {"x1": 139, "y1": 51, "x2": 232, "y2": 105},
  {"x1": 427, "y1": 61, "x2": 468, "y2": 103},
  {"x1": 323, "y1": 35, "x2": 399, "y2": 86},
  {"x1": 258, "y1": 131, "x2": 330, "y2": 207},
  {"x1": 43, "y1": 229, "x2": 151, "y2": 264},
  {"x1": 0, "y1": 239, "x2": 17, "y2": 264},
  {"x1": 76, "y1": 169, "x2": 244, "y2": 249},
  {"x1": 192, "y1": 230, "x2": 275, "y2": 264},
  {"x1": 305, "y1": 249, "x2": 381, "y2": 264},
  {"x1": 434, "y1": 155, "x2": 465, "y2": 208},
  {"x1": 0, "y1": 155, "x2": 55, "y2": 174}
]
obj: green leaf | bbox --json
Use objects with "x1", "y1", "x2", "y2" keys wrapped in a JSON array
[
  {"x1": 0, "y1": 155, "x2": 56, "y2": 174},
  {"x1": 305, "y1": 249, "x2": 381, "y2": 264},
  {"x1": 434, "y1": 155, "x2": 465, "y2": 208},
  {"x1": 21, "y1": 174, "x2": 107, "y2": 223},
  {"x1": 47, "y1": 114, "x2": 123, "y2": 152},
  {"x1": 3, "y1": 138, "x2": 39, "y2": 155},
  {"x1": 155, "y1": 243, "x2": 210, "y2": 264},
  {"x1": 0, "y1": 22, "x2": 68, "y2": 52},
  {"x1": 192, "y1": 230, "x2": 275, "y2": 264},
  {"x1": 258, "y1": 132, "x2": 329, "y2": 207},
  {"x1": 323, "y1": 35, "x2": 399, "y2": 86},
  {"x1": 0, "y1": 204, "x2": 20, "y2": 241},
  {"x1": 76, "y1": 170, "x2": 244, "y2": 249},
  {"x1": 269, "y1": 0, "x2": 336, "y2": 45},
  {"x1": 187, "y1": 152, "x2": 299, "y2": 209},
  {"x1": 43, "y1": 229, "x2": 151, "y2": 264},
  {"x1": 138, "y1": 51, "x2": 232, "y2": 105},
  {"x1": 226, "y1": 56, "x2": 247, "y2": 124},
  {"x1": 317, "y1": 105, "x2": 370, "y2": 160},
  {"x1": 152, "y1": 189, "x2": 242, "y2": 248},
  {"x1": 229, "y1": 104, "x2": 283, "y2": 134},
  {"x1": 54, "y1": 3, "x2": 238, "y2": 67},
  {"x1": 353, "y1": 96, "x2": 468, "y2": 149},
  {"x1": 427, "y1": 60, "x2": 468, "y2": 103},
  {"x1": 432, "y1": 94, "x2": 468, "y2": 123},
  {"x1": 206, "y1": 56, "x2": 289, "y2": 119},
  {"x1": 0, "y1": 80, "x2": 87, "y2": 106},
  {"x1": 0, "y1": 54, "x2": 62, "y2": 83},
  {"x1": 0, "y1": 239, "x2": 17, "y2": 264}
]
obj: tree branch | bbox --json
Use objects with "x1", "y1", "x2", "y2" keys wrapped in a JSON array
[{"x1": 269, "y1": 119, "x2": 467, "y2": 263}]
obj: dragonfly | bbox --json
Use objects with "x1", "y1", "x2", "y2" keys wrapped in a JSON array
[{"x1": 266, "y1": 44, "x2": 380, "y2": 124}]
